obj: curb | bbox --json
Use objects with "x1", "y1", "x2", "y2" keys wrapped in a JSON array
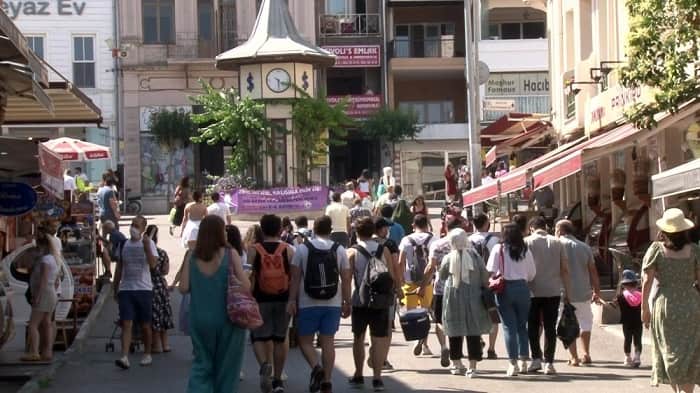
[{"x1": 17, "y1": 282, "x2": 112, "y2": 393}]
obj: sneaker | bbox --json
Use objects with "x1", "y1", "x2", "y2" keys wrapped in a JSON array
[
  {"x1": 518, "y1": 360, "x2": 528, "y2": 374},
  {"x1": 421, "y1": 345, "x2": 433, "y2": 356},
  {"x1": 623, "y1": 355, "x2": 633, "y2": 367},
  {"x1": 382, "y1": 360, "x2": 394, "y2": 371},
  {"x1": 543, "y1": 362, "x2": 557, "y2": 375},
  {"x1": 440, "y1": 348, "x2": 450, "y2": 367},
  {"x1": 140, "y1": 355, "x2": 152, "y2": 367},
  {"x1": 633, "y1": 352, "x2": 641, "y2": 368},
  {"x1": 115, "y1": 356, "x2": 130, "y2": 370},
  {"x1": 260, "y1": 362, "x2": 273, "y2": 393},
  {"x1": 348, "y1": 376, "x2": 364, "y2": 389},
  {"x1": 528, "y1": 358, "x2": 542, "y2": 373},
  {"x1": 412, "y1": 340, "x2": 423, "y2": 356},
  {"x1": 506, "y1": 363, "x2": 519, "y2": 377},
  {"x1": 372, "y1": 379, "x2": 385, "y2": 392},
  {"x1": 281, "y1": 371, "x2": 288, "y2": 381},
  {"x1": 450, "y1": 361, "x2": 466, "y2": 375},
  {"x1": 487, "y1": 349, "x2": 498, "y2": 359},
  {"x1": 466, "y1": 369, "x2": 477, "y2": 378},
  {"x1": 320, "y1": 382, "x2": 333, "y2": 393},
  {"x1": 309, "y1": 365, "x2": 323, "y2": 393},
  {"x1": 272, "y1": 379, "x2": 285, "y2": 393}
]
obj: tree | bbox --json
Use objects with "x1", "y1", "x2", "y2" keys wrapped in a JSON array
[
  {"x1": 189, "y1": 82, "x2": 274, "y2": 177},
  {"x1": 360, "y1": 108, "x2": 423, "y2": 161},
  {"x1": 291, "y1": 88, "x2": 355, "y2": 184},
  {"x1": 620, "y1": 0, "x2": 700, "y2": 130},
  {"x1": 148, "y1": 109, "x2": 197, "y2": 148}
]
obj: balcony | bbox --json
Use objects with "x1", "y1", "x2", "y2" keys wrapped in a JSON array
[
  {"x1": 319, "y1": 14, "x2": 381, "y2": 37},
  {"x1": 389, "y1": 38, "x2": 465, "y2": 78},
  {"x1": 479, "y1": 39, "x2": 548, "y2": 72},
  {"x1": 415, "y1": 123, "x2": 468, "y2": 140},
  {"x1": 390, "y1": 38, "x2": 463, "y2": 59}
]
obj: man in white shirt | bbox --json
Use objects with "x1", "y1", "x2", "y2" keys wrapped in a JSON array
[
  {"x1": 63, "y1": 169, "x2": 76, "y2": 191},
  {"x1": 113, "y1": 215, "x2": 158, "y2": 369},
  {"x1": 468, "y1": 213, "x2": 500, "y2": 359},
  {"x1": 325, "y1": 192, "x2": 350, "y2": 247},
  {"x1": 288, "y1": 216, "x2": 352, "y2": 393},
  {"x1": 398, "y1": 214, "x2": 437, "y2": 356},
  {"x1": 341, "y1": 182, "x2": 358, "y2": 209},
  {"x1": 206, "y1": 192, "x2": 231, "y2": 225}
]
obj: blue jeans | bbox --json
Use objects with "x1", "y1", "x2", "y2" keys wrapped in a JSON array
[{"x1": 496, "y1": 280, "x2": 531, "y2": 360}]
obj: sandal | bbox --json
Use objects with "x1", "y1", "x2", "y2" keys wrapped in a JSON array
[
  {"x1": 20, "y1": 354, "x2": 42, "y2": 362},
  {"x1": 567, "y1": 359, "x2": 580, "y2": 367},
  {"x1": 580, "y1": 355, "x2": 592, "y2": 365}
]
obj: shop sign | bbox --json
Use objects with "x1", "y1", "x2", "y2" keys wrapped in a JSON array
[
  {"x1": 327, "y1": 94, "x2": 381, "y2": 119},
  {"x1": 585, "y1": 85, "x2": 655, "y2": 135},
  {"x1": 485, "y1": 72, "x2": 549, "y2": 96},
  {"x1": 38, "y1": 145, "x2": 63, "y2": 199},
  {"x1": 483, "y1": 99, "x2": 515, "y2": 112},
  {"x1": 227, "y1": 186, "x2": 329, "y2": 214},
  {"x1": 322, "y1": 45, "x2": 381, "y2": 68},
  {"x1": 0, "y1": 182, "x2": 37, "y2": 216},
  {"x1": 2, "y1": 1, "x2": 87, "y2": 19}
]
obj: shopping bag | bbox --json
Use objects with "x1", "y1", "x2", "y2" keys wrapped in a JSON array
[
  {"x1": 556, "y1": 302, "x2": 580, "y2": 349},
  {"x1": 226, "y1": 250, "x2": 263, "y2": 329}
]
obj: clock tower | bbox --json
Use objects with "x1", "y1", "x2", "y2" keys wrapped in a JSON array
[{"x1": 215, "y1": 0, "x2": 335, "y2": 187}]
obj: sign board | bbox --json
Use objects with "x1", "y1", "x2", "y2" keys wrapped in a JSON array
[
  {"x1": 322, "y1": 45, "x2": 381, "y2": 68},
  {"x1": 483, "y1": 99, "x2": 515, "y2": 112},
  {"x1": 485, "y1": 72, "x2": 550, "y2": 96},
  {"x1": 2, "y1": 1, "x2": 88, "y2": 19},
  {"x1": 584, "y1": 84, "x2": 655, "y2": 135},
  {"x1": 327, "y1": 94, "x2": 382, "y2": 119},
  {"x1": 38, "y1": 145, "x2": 64, "y2": 199},
  {"x1": 227, "y1": 186, "x2": 329, "y2": 214},
  {"x1": 0, "y1": 182, "x2": 37, "y2": 216}
]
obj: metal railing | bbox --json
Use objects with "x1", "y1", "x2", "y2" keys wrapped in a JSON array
[
  {"x1": 319, "y1": 13, "x2": 381, "y2": 36},
  {"x1": 390, "y1": 38, "x2": 463, "y2": 58},
  {"x1": 164, "y1": 32, "x2": 245, "y2": 59}
]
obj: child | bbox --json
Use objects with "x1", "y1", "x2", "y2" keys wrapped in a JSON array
[{"x1": 615, "y1": 270, "x2": 643, "y2": 367}]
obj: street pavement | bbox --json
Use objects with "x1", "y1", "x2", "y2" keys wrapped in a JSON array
[{"x1": 33, "y1": 215, "x2": 659, "y2": 393}]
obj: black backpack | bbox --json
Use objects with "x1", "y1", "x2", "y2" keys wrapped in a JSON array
[
  {"x1": 471, "y1": 234, "x2": 494, "y2": 265},
  {"x1": 353, "y1": 244, "x2": 394, "y2": 309},
  {"x1": 408, "y1": 234, "x2": 433, "y2": 283},
  {"x1": 303, "y1": 240, "x2": 340, "y2": 300}
]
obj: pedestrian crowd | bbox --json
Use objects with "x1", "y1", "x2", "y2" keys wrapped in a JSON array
[{"x1": 100, "y1": 173, "x2": 700, "y2": 393}]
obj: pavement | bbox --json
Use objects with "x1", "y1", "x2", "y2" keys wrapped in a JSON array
[{"x1": 10, "y1": 214, "x2": 661, "y2": 393}]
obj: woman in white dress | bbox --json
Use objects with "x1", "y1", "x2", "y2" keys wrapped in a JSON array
[{"x1": 180, "y1": 191, "x2": 207, "y2": 249}]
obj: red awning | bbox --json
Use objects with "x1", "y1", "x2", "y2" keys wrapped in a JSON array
[
  {"x1": 42, "y1": 137, "x2": 111, "y2": 162},
  {"x1": 481, "y1": 113, "x2": 550, "y2": 145},
  {"x1": 462, "y1": 181, "x2": 499, "y2": 206}
]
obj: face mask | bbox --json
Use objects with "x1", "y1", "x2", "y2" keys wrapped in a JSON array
[{"x1": 130, "y1": 226, "x2": 141, "y2": 239}]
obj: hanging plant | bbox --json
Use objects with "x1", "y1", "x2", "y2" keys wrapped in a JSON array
[{"x1": 148, "y1": 109, "x2": 198, "y2": 148}]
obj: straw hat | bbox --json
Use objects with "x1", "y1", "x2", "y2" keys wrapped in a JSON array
[{"x1": 655, "y1": 208, "x2": 695, "y2": 233}]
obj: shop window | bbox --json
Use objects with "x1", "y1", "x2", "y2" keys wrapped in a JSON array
[
  {"x1": 401, "y1": 151, "x2": 468, "y2": 200},
  {"x1": 399, "y1": 101, "x2": 454, "y2": 124},
  {"x1": 26, "y1": 36, "x2": 44, "y2": 59},
  {"x1": 143, "y1": 0, "x2": 174, "y2": 44},
  {"x1": 72, "y1": 36, "x2": 95, "y2": 88}
]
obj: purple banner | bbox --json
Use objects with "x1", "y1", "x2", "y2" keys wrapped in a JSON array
[{"x1": 228, "y1": 186, "x2": 329, "y2": 214}]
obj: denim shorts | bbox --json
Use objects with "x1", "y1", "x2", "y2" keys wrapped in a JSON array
[
  {"x1": 118, "y1": 290, "x2": 153, "y2": 323},
  {"x1": 297, "y1": 306, "x2": 342, "y2": 336}
]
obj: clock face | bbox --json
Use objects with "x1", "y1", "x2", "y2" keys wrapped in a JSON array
[{"x1": 266, "y1": 68, "x2": 291, "y2": 93}]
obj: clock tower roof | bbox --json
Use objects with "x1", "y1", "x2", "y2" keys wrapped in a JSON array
[{"x1": 216, "y1": 0, "x2": 335, "y2": 69}]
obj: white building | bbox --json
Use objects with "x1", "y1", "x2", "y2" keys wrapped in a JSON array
[{"x1": 1, "y1": 0, "x2": 117, "y2": 182}]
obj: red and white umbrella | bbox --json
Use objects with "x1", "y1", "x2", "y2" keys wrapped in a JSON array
[{"x1": 41, "y1": 137, "x2": 111, "y2": 162}]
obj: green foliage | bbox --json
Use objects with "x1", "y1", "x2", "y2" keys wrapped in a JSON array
[
  {"x1": 291, "y1": 87, "x2": 355, "y2": 183},
  {"x1": 148, "y1": 109, "x2": 197, "y2": 148},
  {"x1": 189, "y1": 82, "x2": 273, "y2": 176},
  {"x1": 620, "y1": 0, "x2": 700, "y2": 129},
  {"x1": 359, "y1": 107, "x2": 423, "y2": 143}
]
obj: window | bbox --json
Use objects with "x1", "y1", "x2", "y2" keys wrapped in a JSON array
[
  {"x1": 143, "y1": 0, "x2": 174, "y2": 44},
  {"x1": 486, "y1": 21, "x2": 546, "y2": 39},
  {"x1": 218, "y1": 0, "x2": 237, "y2": 51},
  {"x1": 394, "y1": 23, "x2": 456, "y2": 58},
  {"x1": 326, "y1": 0, "x2": 352, "y2": 14},
  {"x1": 73, "y1": 36, "x2": 95, "y2": 88},
  {"x1": 399, "y1": 101, "x2": 454, "y2": 124},
  {"x1": 26, "y1": 36, "x2": 44, "y2": 59},
  {"x1": 198, "y1": 0, "x2": 213, "y2": 41}
]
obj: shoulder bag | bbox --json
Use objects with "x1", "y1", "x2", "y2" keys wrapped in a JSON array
[
  {"x1": 226, "y1": 249, "x2": 263, "y2": 329},
  {"x1": 488, "y1": 246, "x2": 506, "y2": 294}
]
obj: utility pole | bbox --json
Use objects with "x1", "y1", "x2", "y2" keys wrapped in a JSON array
[{"x1": 464, "y1": 0, "x2": 482, "y2": 202}]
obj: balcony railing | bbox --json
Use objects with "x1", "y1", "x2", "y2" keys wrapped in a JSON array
[
  {"x1": 319, "y1": 14, "x2": 381, "y2": 36},
  {"x1": 390, "y1": 38, "x2": 463, "y2": 58}
]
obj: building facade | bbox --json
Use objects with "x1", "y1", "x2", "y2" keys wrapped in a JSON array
[
  {"x1": 1, "y1": 0, "x2": 117, "y2": 182},
  {"x1": 118, "y1": 0, "x2": 316, "y2": 212}
]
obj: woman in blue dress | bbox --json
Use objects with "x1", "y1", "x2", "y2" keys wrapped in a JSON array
[{"x1": 179, "y1": 215, "x2": 250, "y2": 393}]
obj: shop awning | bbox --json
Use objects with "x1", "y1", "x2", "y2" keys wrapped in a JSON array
[
  {"x1": 484, "y1": 123, "x2": 552, "y2": 167},
  {"x1": 481, "y1": 113, "x2": 549, "y2": 145},
  {"x1": 652, "y1": 159, "x2": 700, "y2": 199},
  {"x1": 462, "y1": 181, "x2": 499, "y2": 206},
  {"x1": 3, "y1": 80, "x2": 102, "y2": 125},
  {"x1": 0, "y1": 10, "x2": 48, "y2": 87},
  {"x1": 42, "y1": 137, "x2": 111, "y2": 161}
]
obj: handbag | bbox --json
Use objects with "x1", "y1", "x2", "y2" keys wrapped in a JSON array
[
  {"x1": 226, "y1": 249, "x2": 263, "y2": 329},
  {"x1": 488, "y1": 246, "x2": 506, "y2": 294}
]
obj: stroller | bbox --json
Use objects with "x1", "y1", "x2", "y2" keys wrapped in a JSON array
[{"x1": 105, "y1": 319, "x2": 143, "y2": 353}]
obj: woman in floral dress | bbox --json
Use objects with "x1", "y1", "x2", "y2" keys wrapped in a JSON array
[
  {"x1": 146, "y1": 225, "x2": 174, "y2": 353},
  {"x1": 642, "y1": 208, "x2": 700, "y2": 392}
]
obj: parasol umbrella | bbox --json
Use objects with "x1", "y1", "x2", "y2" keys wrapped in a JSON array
[{"x1": 42, "y1": 137, "x2": 111, "y2": 162}]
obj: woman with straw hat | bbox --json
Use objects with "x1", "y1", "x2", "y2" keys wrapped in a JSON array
[{"x1": 642, "y1": 208, "x2": 700, "y2": 392}]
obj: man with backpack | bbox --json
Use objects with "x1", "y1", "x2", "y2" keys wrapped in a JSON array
[
  {"x1": 380, "y1": 205, "x2": 405, "y2": 245},
  {"x1": 293, "y1": 216, "x2": 313, "y2": 246},
  {"x1": 347, "y1": 217, "x2": 397, "y2": 392},
  {"x1": 468, "y1": 213, "x2": 500, "y2": 359},
  {"x1": 398, "y1": 214, "x2": 437, "y2": 357},
  {"x1": 287, "y1": 216, "x2": 352, "y2": 393},
  {"x1": 247, "y1": 214, "x2": 295, "y2": 393}
]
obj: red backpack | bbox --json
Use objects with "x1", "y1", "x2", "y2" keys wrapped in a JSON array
[{"x1": 255, "y1": 243, "x2": 289, "y2": 295}]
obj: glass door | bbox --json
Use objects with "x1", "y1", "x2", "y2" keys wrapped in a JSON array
[{"x1": 424, "y1": 24, "x2": 440, "y2": 57}]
